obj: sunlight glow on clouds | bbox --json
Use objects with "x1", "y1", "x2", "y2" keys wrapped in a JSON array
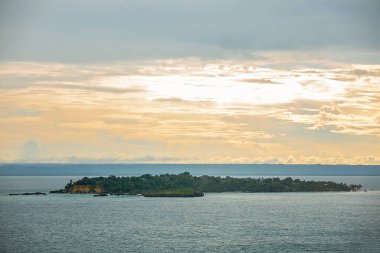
[{"x1": 0, "y1": 57, "x2": 379, "y2": 164}]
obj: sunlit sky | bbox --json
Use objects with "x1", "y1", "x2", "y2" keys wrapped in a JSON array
[{"x1": 1, "y1": 0, "x2": 379, "y2": 164}]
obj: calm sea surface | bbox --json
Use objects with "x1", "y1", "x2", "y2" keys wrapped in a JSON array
[{"x1": 1, "y1": 165, "x2": 380, "y2": 252}]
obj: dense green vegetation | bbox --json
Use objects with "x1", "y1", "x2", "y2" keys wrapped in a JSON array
[
  {"x1": 143, "y1": 189, "x2": 204, "y2": 197},
  {"x1": 61, "y1": 172, "x2": 361, "y2": 194}
]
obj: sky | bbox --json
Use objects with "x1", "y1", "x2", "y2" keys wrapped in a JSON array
[{"x1": 0, "y1": 0, "x2": 379, "y2": 164}]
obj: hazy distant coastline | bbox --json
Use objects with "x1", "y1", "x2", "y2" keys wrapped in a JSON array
[{"x1": 1, "y1": 164, "x2": 379, "y2": 176}]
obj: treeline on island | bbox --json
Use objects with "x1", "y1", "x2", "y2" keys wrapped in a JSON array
[{"x1": 51, "y1": 172, "x2": 362, "y2": 196}]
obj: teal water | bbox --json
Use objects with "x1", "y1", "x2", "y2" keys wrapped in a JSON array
[
  {"x1": 1, "y1": 175, "x2": 380, "y2": 252},
  {"x1": 1, "y1": 191, "x2": 379, "y2": 252}
]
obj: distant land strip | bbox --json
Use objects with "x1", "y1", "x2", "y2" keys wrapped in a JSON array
[
  {"x1": 50, "y1": 172, "x2": 362, "y2": 197},
  {"x1": 1, "y1": 164, "x2": 380, "y2": 176}
]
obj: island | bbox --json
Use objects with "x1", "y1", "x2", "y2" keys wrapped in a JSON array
[
  {"x1": 9, "y1": 192, "x2": 47, "y2": 196},
  {"x1": 50, "y1": 172, "x2": 362, "y2": 197}
]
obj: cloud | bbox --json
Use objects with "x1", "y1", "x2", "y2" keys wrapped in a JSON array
[
  {"x1": 1, "y1": 0, "x2": 379, "y2": 62},
  {"x1": 66, "y1": 155, "x2": 121, "y2": 163},
  {"x1": 20, "y1": 140, "x2": 40, "y2": 160},
  {"x1": 1, "y1": 60, "x2": 379, "y2": 164},
  {"x1": 7, "y1": 109, "x2": 40, "y2": 117},
  {"x1": 154, "y1": 97, "x2": 186, "y2": 103},
  {"x1": 347, "y1": 69, "x2": 380, "y2": 77},
  {"x1": 50, "y1": 83, "x2": 146, "y2": 94},
  {"x1": 129, "y1": 155, "x2": 192, "y2": 163},
  {"x1": 274, "y1": 99, "x2": 380, "y2": 138},
  {"x1": 23, "y1": 154, "x2": 194, "y2": 164},
  {"x1": 239, "y1": 78, "x2": 281, "y2": 84}
]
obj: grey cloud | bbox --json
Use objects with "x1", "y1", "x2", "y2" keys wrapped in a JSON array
[
  {"x1": 347, "y1": 69, "x2": 380, "y2": 77},
  {"x1": 1, "y1": 0, "x2": 379, "y2": 62},
  {"x1": 1, "y1": 78, "x2": 147, "y2": 93},
  {"x1": 0, "y1": 75, "x2": 45, "y2": 89},
  {"x1": 103, "y1": 118, "x2": 141, "y2": 125},
  {"x1": 66, "y1": 155, "x2": 120, "y2": 163},
  {"x1": 239, "y1": 78, "x2": 281, "y2": 84},
  {"x1": 330, "y1": 76, "x2": 357, "y2": 82},
  {"x1": 130, "y1": 155, "x2": 192, "y2": 163},
  {"x1": 65, "y1": 155, "x2": 192, "y2": 163},
  {"x1": 55, "y1": 83, "x2": 146, "y2": 94},
  {"x1": 286, "y1": 100, "x2": 327, "y2": 115},
  {"x1": 155, "y1": 97, "x2": 186, "y2": 103},
  {"x1": 8, "y1": 109, "x2": 40, "y2": 117},
  {"x1": 154, "y1": 97, "x2": 215, "y2": 106},
  {"x1": 20, "y1": 140, "x2": 40, "y2": 160},
  {"x1": 326, "y1": 68, "x2": 380, "y2": 79}
]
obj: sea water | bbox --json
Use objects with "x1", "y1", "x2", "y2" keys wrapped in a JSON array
[
  {"x1": 0, "y1": 165, "x2": 379, "y2": 252},
  {"x1": 1, "y1": 190, "x2": 379, "y2": 252}
]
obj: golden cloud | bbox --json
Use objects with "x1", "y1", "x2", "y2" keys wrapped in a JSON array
[{"x1": 1, "y1": 59, "x2": 379, "y2": 163}]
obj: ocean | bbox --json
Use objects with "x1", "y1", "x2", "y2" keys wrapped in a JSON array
[{"x1": 0, "y1": 164, "x2": 379, "y2": 252}]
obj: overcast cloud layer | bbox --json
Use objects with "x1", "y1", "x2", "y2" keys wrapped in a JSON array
[{"x1": 1, "y1": 0, "x2": 380, "y2": 62}]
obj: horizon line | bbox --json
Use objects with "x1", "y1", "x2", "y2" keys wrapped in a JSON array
[{"x1": 1, "y1": 163, "x2": 380, "y2": 166}]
